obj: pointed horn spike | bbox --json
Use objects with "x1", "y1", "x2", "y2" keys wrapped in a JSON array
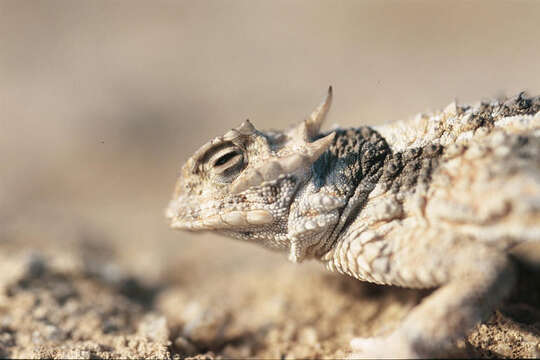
[
  {"x1": 237, "y1": 119, "x2": 256, "y2": 135},
  {"x1": 307, "y1": 132, "x2": 335, "y2": 161},
  {"x1": 306, "y1": 86, "x2": 333, "y2": 138},
  {"x1": 224, "y1": 119, "x2": 257, "y2": 141},
  {"x1": 278, "y1": 132, "x2": 335, "y2": 174}
]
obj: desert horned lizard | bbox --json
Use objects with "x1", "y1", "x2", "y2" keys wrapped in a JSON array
[{"x1": 166, "y1": 87, "x2": 540, "y2": 358}]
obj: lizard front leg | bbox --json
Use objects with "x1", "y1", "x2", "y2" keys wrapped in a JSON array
[
  {"x1": 323, "y1": 227, "x2": 517, "y2": 358},
  {"x1": 390, "y1": 250, "x2": 514, "y2": 357}
]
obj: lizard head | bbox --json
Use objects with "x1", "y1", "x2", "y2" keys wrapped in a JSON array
[{"x1": 166, "y1": 87, "x2": 335, "y2": 250}]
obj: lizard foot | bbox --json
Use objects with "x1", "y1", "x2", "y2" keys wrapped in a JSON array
[{"x1": 349, "y1": 333, "x2": 420, "y2": 359}]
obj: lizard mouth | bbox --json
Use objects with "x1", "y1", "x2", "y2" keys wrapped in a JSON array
[{"x1": 166, "y1": 198, "x2": 274, "y2": 231}]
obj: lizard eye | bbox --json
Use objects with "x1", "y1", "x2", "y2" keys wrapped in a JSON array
[
  {"x1": 214, "y1": 151, "x2": 240, "y2": 167},
  {"x1": 209, "y1": 146, "x2": 245, "y2": 182}
]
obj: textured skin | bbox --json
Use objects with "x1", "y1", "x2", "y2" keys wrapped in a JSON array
[{"x1": 166, "y1": 88, "x2": 540, "y2": 358}]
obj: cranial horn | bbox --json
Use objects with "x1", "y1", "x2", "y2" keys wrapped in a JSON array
[
  {"x1": 230, "y1": 131, "x2": 336, "y2": 195},
  {"x1": 291, "y1": 86, "x2": 333, "y2": 142},
  {"x1": 237, "y1": 119, "x2": 256, "y2": 135},
  {"x1": 306, "y1": 132, "x2": 335, "y2": 161},
  {"x1": 223, "y1": 119, "x2": 257, "y2": 141},
  {"x1": 306, "y1": 86, "x2": 333, "y2": 137}
]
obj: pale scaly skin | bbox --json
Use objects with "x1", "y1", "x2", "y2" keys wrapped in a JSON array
[{"x1": 166, "y1": 88, "x2": 540, "y2": 358}]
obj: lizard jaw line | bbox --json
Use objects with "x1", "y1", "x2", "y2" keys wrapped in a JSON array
[{"x1": 169, "y1": 209, "x2": 274, "y2": 231}]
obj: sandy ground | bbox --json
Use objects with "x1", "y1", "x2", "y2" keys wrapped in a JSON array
[
  {"x1": 1, "y1": 1, "x2": 540, "y2": 358},
  {"x1": 0, "y1": 233, "x2": 538, "y2": 359}
]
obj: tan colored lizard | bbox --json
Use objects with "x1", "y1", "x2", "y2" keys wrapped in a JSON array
[{"x1": 166, "y1": 87, "x2": 540, "y2": 358}]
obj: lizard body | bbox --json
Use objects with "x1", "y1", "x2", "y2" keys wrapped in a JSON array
[{"x1": 166, "y1": 88, "x2": 540, "y2": 357}]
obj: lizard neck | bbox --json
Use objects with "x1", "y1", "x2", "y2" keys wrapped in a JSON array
[
  {"x1": 303, "y1": 127, "x2": 392, "y2": 260},
  {"x1": 317, "y1": 137, "x2": 445, "y2": 283}
]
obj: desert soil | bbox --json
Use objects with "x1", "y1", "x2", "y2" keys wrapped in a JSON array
[{"x1": 0, "y1": 225, "x2": 538, "y2": 358}]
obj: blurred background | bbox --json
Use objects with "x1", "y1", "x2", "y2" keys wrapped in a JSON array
[{"x1": 1, "y1": 0, "x2": 540, "y2": 283}]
